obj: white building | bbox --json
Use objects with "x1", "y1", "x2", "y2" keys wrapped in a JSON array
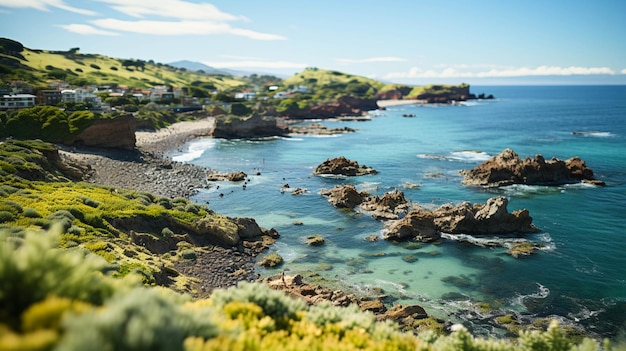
[
  {"x1": 235, "y1": 92, "x2": 256, "y2": 100},
  {"x1": 0, "y1": 94, "x2": 36, "y2": 110},
  {"x1": 61, "y1": 88, "x2": 98, "y2": 103}
]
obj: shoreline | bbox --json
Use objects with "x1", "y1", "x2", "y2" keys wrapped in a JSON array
[{"x1": 59, "y1": 118, "x2": 266, "y2": 294}]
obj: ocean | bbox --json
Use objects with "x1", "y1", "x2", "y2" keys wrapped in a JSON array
[{"x1": 172, "y1": 85, "x2": 626, "y2": 339}]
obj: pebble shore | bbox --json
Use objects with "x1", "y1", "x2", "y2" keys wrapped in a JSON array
[{"x1": 60, "y1": 118, "x2": 263, "y2": 293}]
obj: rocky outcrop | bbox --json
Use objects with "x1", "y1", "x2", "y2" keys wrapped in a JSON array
[
  {"x1": 383, "y1": 196, "x2": 538, "y2": 242},
  {"x1": 360, "y1": 189, "x2": 411, "y2": 220},
  {"x1": 461, "y1": 148, "x2": 605, "y2": 187},
  {"x1": 192, "y1": 214, "x2": 277, "y2": 246},
  {"x1": 320, "y1": 186, "x2": 410, "y2": 220},
  {"x1": 320, "y1": 184, "x2": 366, "y2": 208},
  {"x1": 68, "y1": 114, "x2": 136, "y2": 150},
  {"x1": 415, "y1": 85, "x2": 473, "y2": 103},
  {"x1": 281, "y1": 96, "x2": 379, "y2": 120},
  {"x1": 314, "y1": 156, "x2": 377, "y2": 176},
  {"x1": 288, "y1": 124, "x2": 356, "y2": 135},
  {"x1": 206, "y1": 171, "x2": 247, "y2": 182},
  {"x1": 263, "y1": 274, "x2": 432, "y2": 331},
  {"x1": 211, "y1": 113, "x2": 287, "y2": 138}
]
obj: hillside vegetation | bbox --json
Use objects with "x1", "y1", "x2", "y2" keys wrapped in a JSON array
[{"x1": 0, "y1": 38, "x2": 246, "y2": 91}]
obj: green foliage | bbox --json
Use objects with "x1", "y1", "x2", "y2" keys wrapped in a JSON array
[
  {"x1": 57, "y1": 288, "x2": 216, "y2": 351},
  {"x1": 0, "y1": 225, "x2": 125, "y2": 329},
  {"x1": 210, "y1": 282, "x2": 306, "y2": 323},
  {"x1": 2, "y1": 106, "x2": 96, "y2": 141},
  {"x1": 229, "y1": 102, "x2": 252, "y2": 116}
]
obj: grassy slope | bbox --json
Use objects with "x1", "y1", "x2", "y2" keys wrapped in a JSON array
[{"x1": 4, "y1": 48, "x2": 247, "y2": 90}]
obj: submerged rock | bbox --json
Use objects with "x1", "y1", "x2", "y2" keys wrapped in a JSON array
[{"x1": 461, "y1": 148, "x2": 605, "y2": 187}]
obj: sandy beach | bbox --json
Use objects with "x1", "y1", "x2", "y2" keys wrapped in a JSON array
[
  {"x1": 136, "y1": 117, "x2": 215, "y2": 156},
  {"x1": 376, "y1": 99, "x2": 426, "y2": 108}
]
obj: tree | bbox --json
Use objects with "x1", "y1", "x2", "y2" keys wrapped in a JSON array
[{"x1": 230, "y1": 103, "x2": 252, "y2": 116}]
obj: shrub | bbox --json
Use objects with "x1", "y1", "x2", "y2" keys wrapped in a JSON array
[
  {"x1": 0, "y1": 225, "x2": 124, "y2": 329},
  {"x1": 89, "y1": 63, "x2": 100, "y2": 70},
  {"x1": 23, "y1": 208, "x2": 41, "y2": 218},
  {"x1": 0, "y1": 210, "x2": 14, "y2": 223},
  {"x1": 57, "y1": 288, "x2": 217, "y2": 351}
]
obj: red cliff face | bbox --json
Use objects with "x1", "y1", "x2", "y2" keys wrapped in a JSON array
[{"x1": 68, "y1": 114, "x2": 136, "y2": 150}]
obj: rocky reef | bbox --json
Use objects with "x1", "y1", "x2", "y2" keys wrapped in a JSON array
[
  {"x1": 319, "y1": 184, "x2": 538, "y2": 245},
  {"x1": 314, "y1": 156, "x2": 378, "y2": 176},
  {"x1": 461, "y1": 148, "x2": 605, "y2": 187},
  {"x1": 263, "y1": 273, "x2": 435, "y2": 334},
  {"x1": 383, "y1": 196, "x2": 539, "y2": 242}
]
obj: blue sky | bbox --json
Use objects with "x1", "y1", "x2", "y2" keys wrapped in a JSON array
[{"x1": 1, "y1": 0, "x2": 625, "y2": 85}]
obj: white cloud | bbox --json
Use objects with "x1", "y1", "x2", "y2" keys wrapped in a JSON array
[
  {"x1": 385, "y1": 65, "x2": 616, "y2": 79},
  {"x1": 621, "y1": 68, "x2": 626, "y2": 74},
  {"x1": 336, "y1": 57, "x2": 407, "y2": 64},
  {"x1": 58, "y1": 24, "x2": 119, "y2": 36},
  {"x1": 95, "y1": 0, "x2": 246, "y2": 21},
  {"x1": 202, "y1": 60, "x2": 308, "y2": 70},
  {"x1": 0, "y1": 0, "x2": 96, "y2": 15},
  {"x1": 90, "y1": 18, "x2": 285, "y2": 40}
]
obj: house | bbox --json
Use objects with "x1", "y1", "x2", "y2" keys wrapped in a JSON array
[
  {"x1": 60, "y1": 88, "x2": 98, "y2": 103},
  {"x1": 0, "y1": 94, "x2": 36, "y2": 110},
  {"x1": 36, "y1": 90, "x2": 63, "y2": 106},
  {"x1": 235, "y1": 92, "x2": 256, "y2": 100}
]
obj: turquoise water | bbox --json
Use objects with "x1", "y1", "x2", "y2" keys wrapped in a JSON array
[{"x1": 174, "y1": 86, "x2": 626, "y2": 338}]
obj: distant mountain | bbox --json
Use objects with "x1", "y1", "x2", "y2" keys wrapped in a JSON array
[
  {"x1": 168, "y1": 60, "x2": 287, "y2": 78},
  {"x1": 167, "y1": 60, "x2": 230, "y2": 75}
]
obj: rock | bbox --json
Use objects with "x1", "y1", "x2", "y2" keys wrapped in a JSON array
[
  {"x1": 282, "y1": 96, "x2": 379, "y2": 120},
  {"x1": 305, "y1": 235, "x2": 325, "y2": 246},
  {"x1": 193, "y1": 215, "x2": 240, "y2": 246},
  {"x1": 207, "y1": 171, "x2": 247, "y2": 182},
  {"x1": 360, "y1": 189, "x2": 410, "y2": 220},
  {"x1": 383, "y1": 196, "x2": 539, "y2": 242},
  {"x1": 288, "y1": 123, "x2": 356, "y2": 135},
  {"x1": 314, "y1": 156, "x2": 377, "y2": 176},
  {"x1": 232, "y1": 217, "x2": 264, "y2": 240},
  {"x1": 258, "y1": 253, "x2": 283, "y2": 268},
  {"x1": 359, "y1": 299, "x2": 387, "y2": 313},
  {"x1": 381, "y1": 304, "x2": 428, "y2": 321},
  {"x1": 211, "y1": 112, "x2": 287, "y2": 138},
  {"x1": 68, "y1": 114, "x2": 136, "y2": 150},
  {"x1": 320, "y1": 184, "x2": 366, "y2": 208},
  {"x1": 383, "y1": 209, "x2": 441, "y2": 242},
  {"x1": 461, "y1": 148, "x2": 604, "y2": 187}
]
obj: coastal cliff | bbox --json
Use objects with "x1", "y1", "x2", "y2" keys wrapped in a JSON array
[
  {"x1": 67, "y1": 114, "x2": 137, "y2": 150},
  {"x1": 211, "y1": 113, "x2": 287, "y2": 139}
]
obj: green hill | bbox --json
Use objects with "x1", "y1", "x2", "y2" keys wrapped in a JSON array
[{"x1": 0, "y1": 38, "x2": 246, "y2": 91}]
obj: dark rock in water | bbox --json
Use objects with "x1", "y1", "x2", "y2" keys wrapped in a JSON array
[
  {"x1": 314, "y1": 156, "x2": 377, "y2": 176},
  {"x1": 461, "y1": 148, "x2": 605, "y2": 187},
  {"x1": 383, "y1": 196, "x2": 539, "y2": 242}
]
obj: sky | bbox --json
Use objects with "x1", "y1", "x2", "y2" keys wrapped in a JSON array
[{"x1": 1, "y1": 0, "x2": 625, "y2": 85}]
